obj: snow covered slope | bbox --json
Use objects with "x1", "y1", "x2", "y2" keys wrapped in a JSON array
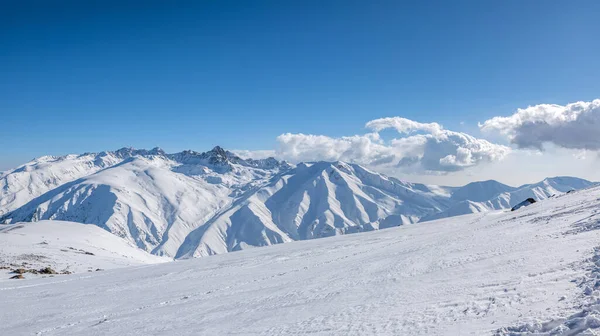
[
  {"x1": 0, "y1": 220, "x2": 168, "y2": 280},
  {"x1": 422, "y1": 176, "x2": 595, "y2": 221},
  {"x1": 175, "y1": 161, "x2": 453, "y2": 258},
  {"x1": 1, "y1": 147, "x2": 293, "y2": 257},
  {"x1": 450, "y1": 179, "x2": 516, "y2": 203},
  {"x1": 0, "y1": 147, "x2": 594, "y2": 258},
  {"x1": 0, "y1": 148, "x2": 164, "y2": 216},
  {"x1": 2, "y1": 186, "x2": 600, "y2": 335}
]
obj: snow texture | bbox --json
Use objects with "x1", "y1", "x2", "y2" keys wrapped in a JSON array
[
  {"x1": 0, "y1": 147, "x2": 594, "y2": 259},
  {"x1": 2, "y1": 186, "x2": 600, "y2": 335},
  {"x1": 0, "y1": 221, "x2": 169, "y2": 280}
]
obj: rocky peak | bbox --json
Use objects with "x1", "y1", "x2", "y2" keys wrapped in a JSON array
[
  {"x1": 209, "y1": 146, "x2": 227, "y2": 157},
  {"x1": 91, "y1": 146, "x2": 291, "y2": 172},
  {"x1": 202, "y1": 146, "x2": 236, "y2": 166},
  {"x1": 148, "y1": 147, "x2": 166, "y2": 156},
  {"x1": 111, "y1": 147, "x2": 158, "y2": 159}
]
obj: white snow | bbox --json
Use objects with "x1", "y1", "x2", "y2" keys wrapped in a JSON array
[
  {"x1": 1, "y1": 147, "x2": 594, "y2": 260},
  {"x1": 2, "y1": 186, "x2": 600, "y2": 335},
  {"x1": 0, "y1": 221, "x2": 169, "y2": 280},
  {"x1": 0, "y1": 149, "x2": 154, "y2": 217}
]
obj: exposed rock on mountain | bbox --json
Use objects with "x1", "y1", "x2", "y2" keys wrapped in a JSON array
[{"x1": 0, "y1": 147, "x2": 595, "y2": 258}]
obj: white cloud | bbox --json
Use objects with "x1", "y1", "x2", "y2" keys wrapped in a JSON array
[
  {"x1": 480, "y1": 99, "x2": 600, "y2": 150},
  {"x1": 271, "y1": 117, "x2": 510, "y2": 174},
  {"x1": 275, "y1": 133, "x2": 390, "y2": 163},
  {"x1": 365, "y1": 117, "x2": 443, "y2": 135},
  {"x1": 233, "y1": 115, "x2": 600, "y2": 185},
  {"x1": 232, "y1": 149, "x2": 277, "y2": 160}
]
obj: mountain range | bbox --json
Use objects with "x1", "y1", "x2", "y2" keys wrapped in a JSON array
[{"x1": 0, "y1": 146, "x2": 594, "y2": 258}]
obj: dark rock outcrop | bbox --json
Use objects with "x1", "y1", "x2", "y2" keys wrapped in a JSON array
[{"x1": 511, "y1": 198, "x2": 537, "y2": 211}]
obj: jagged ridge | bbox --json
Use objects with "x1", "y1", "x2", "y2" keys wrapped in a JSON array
[{"x1": 0, "y1": 147, "x2": 595, "y2": 258}]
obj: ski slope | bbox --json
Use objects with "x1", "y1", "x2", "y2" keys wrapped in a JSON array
[
  {"x1": 0, "y1": 221, "x2": 169, "y2": 280},
  {"x1": 2, "y1": 186, "x2": 600, "y2": 335}
]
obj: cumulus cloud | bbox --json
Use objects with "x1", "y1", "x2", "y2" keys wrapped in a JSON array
[
  {"x1": 232, "y1": 149, "x2": 277, "y2": 160},
  {"x1": 365, "y1": 117, "x2": 443, "y2": 134},
  {"x1": 272, "y1": 117, "x2": 510, "y2": 173},
  {"x1": 480, "y1": 99, "x2": 600, "y2": 150},
  {"x1": 275, "y1": 132, "x2": 390, "y2": 163}
]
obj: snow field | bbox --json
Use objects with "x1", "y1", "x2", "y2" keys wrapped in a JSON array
[{"x1": 1, "y1": 187, "x2": 600, "y2": 335}]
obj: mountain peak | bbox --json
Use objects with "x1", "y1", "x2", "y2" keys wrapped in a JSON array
[
  {"x1": 201, "y1": 146, "x2": 237, "y2": 166},
  {"x1": 450, "y1": 179, "x2": 515, "y2": 202},
  {"x1": 148, "y1": 147, "x2": 165, "y2": 155},
  {"x1": 210, "y1": 146, "x2": 226, "y2": 155},
  {"x1": 0, "y1": 147, "x2": 595, "y2": 260},
  {"x1": 112, "y1": 147, "x2": 148, "y2": 158}
]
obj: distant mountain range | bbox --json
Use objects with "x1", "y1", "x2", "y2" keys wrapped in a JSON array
[{"x1": 0, "y1": 146, "x2": 595, "y2": 258}]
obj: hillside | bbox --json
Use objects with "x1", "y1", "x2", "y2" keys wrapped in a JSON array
[
  {"x1": 0, "y1": 221, "x2": 168, "y2": 280},
  {"x1": 0, "y1": 147, "x2": 595, "y2": 258},
  {"x1": 422, "y1": 176, "x2": 593, "y2": 222},
  {"x1": 1, "y1": 186, "x2": 600, "y2": 335}
]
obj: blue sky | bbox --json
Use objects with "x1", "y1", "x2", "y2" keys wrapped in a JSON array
[{"x1": 2, "y1": 1, "x2": 600, "y2": 183}]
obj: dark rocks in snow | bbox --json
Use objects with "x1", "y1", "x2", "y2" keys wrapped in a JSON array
[
  {"x1": 39, "y1": 267, "x2": 57, "y2": 274},
  {"x1": 66, "y1": 246, "x2": 95, "y2": 255},
  {"x1": 11, "y1": 268, "x2": 37, "y2": 274},
  {"x1": 168, "y1": 146, "x2": 289, "y2": 172},
  {"x1": 511, "y1": 198, "x2": 537, "y2": 211},
  {"x1": 201, "y1": 146, "x2": 232, "y2": 166},
  {"x1": 9, "y1": 266, "x2": 67, "y2": 276},
  {"x1": 209, "y1": 146, "x2": 227, "y2": 158},
  {"x1": 10, "y1": 274, "x2": 24, "y2": 279},
  {"x1": 148, "y1": 147, "x2": 166, "y2": 156}
]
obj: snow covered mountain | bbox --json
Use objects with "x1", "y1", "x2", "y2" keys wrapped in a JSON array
[
  {"x1": 0, "y1": 147, "x2": 595, "y2": 258},
  {"x1": 4, "y1": 185, "x2": 600, "y2": 335},
  {"x1": 0, "y1": 148, "x2": 152, "y2": 217},
  {"x1": 423, "y1": 176, "x2": 593, "y2": 221}
]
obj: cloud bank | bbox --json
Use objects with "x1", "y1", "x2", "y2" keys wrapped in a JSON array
[
  {"x1": 480, "y1": 99, "x2": 600, "y2": 150},
  {"x1": 236, "y1": 100, "x2": 600, "y2": 184},
  {"x1": 272, "y1": 117, "x2": 510, "y2": 174}
]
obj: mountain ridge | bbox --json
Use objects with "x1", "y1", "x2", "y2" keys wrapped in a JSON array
[
  {"x1": 0, "y1": 146, "x2": 595, "y2": 258},
  {"x1": 4, "y1": 185, "x2": 600, "y2": 334}
]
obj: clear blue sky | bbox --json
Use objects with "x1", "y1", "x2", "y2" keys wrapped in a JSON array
[{"x1": 2, "y1": 0, "x2": 600, "y2": 170}]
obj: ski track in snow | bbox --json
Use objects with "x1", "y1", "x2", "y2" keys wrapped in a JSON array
[{"x1": 1, "y1": 187, "x2": 600, "y2": 335}]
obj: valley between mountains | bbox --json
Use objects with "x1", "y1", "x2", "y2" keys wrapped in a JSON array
[
  {"x1": 2, "y1": 147, "x2": 600, "y2": 335},
  {"x1": 0, "y1": 146, "x2": 594, "y2": 260}
]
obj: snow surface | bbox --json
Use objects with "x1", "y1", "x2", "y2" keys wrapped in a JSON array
[
  {"x1": 2, "y1": 186, "x2": 600, "y2": 335},
  {"x1": 0, "y1": 147, "x2": 595, "y2": 259},
  {"x1": 0, "y1": 148, "x2": 159, "y2": 216},
  {"x1": 0, "y1": 221, "x2": 169, "y2": 280},
  {"x1": 422, "y1": 177, "x2": 592, "y2": 222}
]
